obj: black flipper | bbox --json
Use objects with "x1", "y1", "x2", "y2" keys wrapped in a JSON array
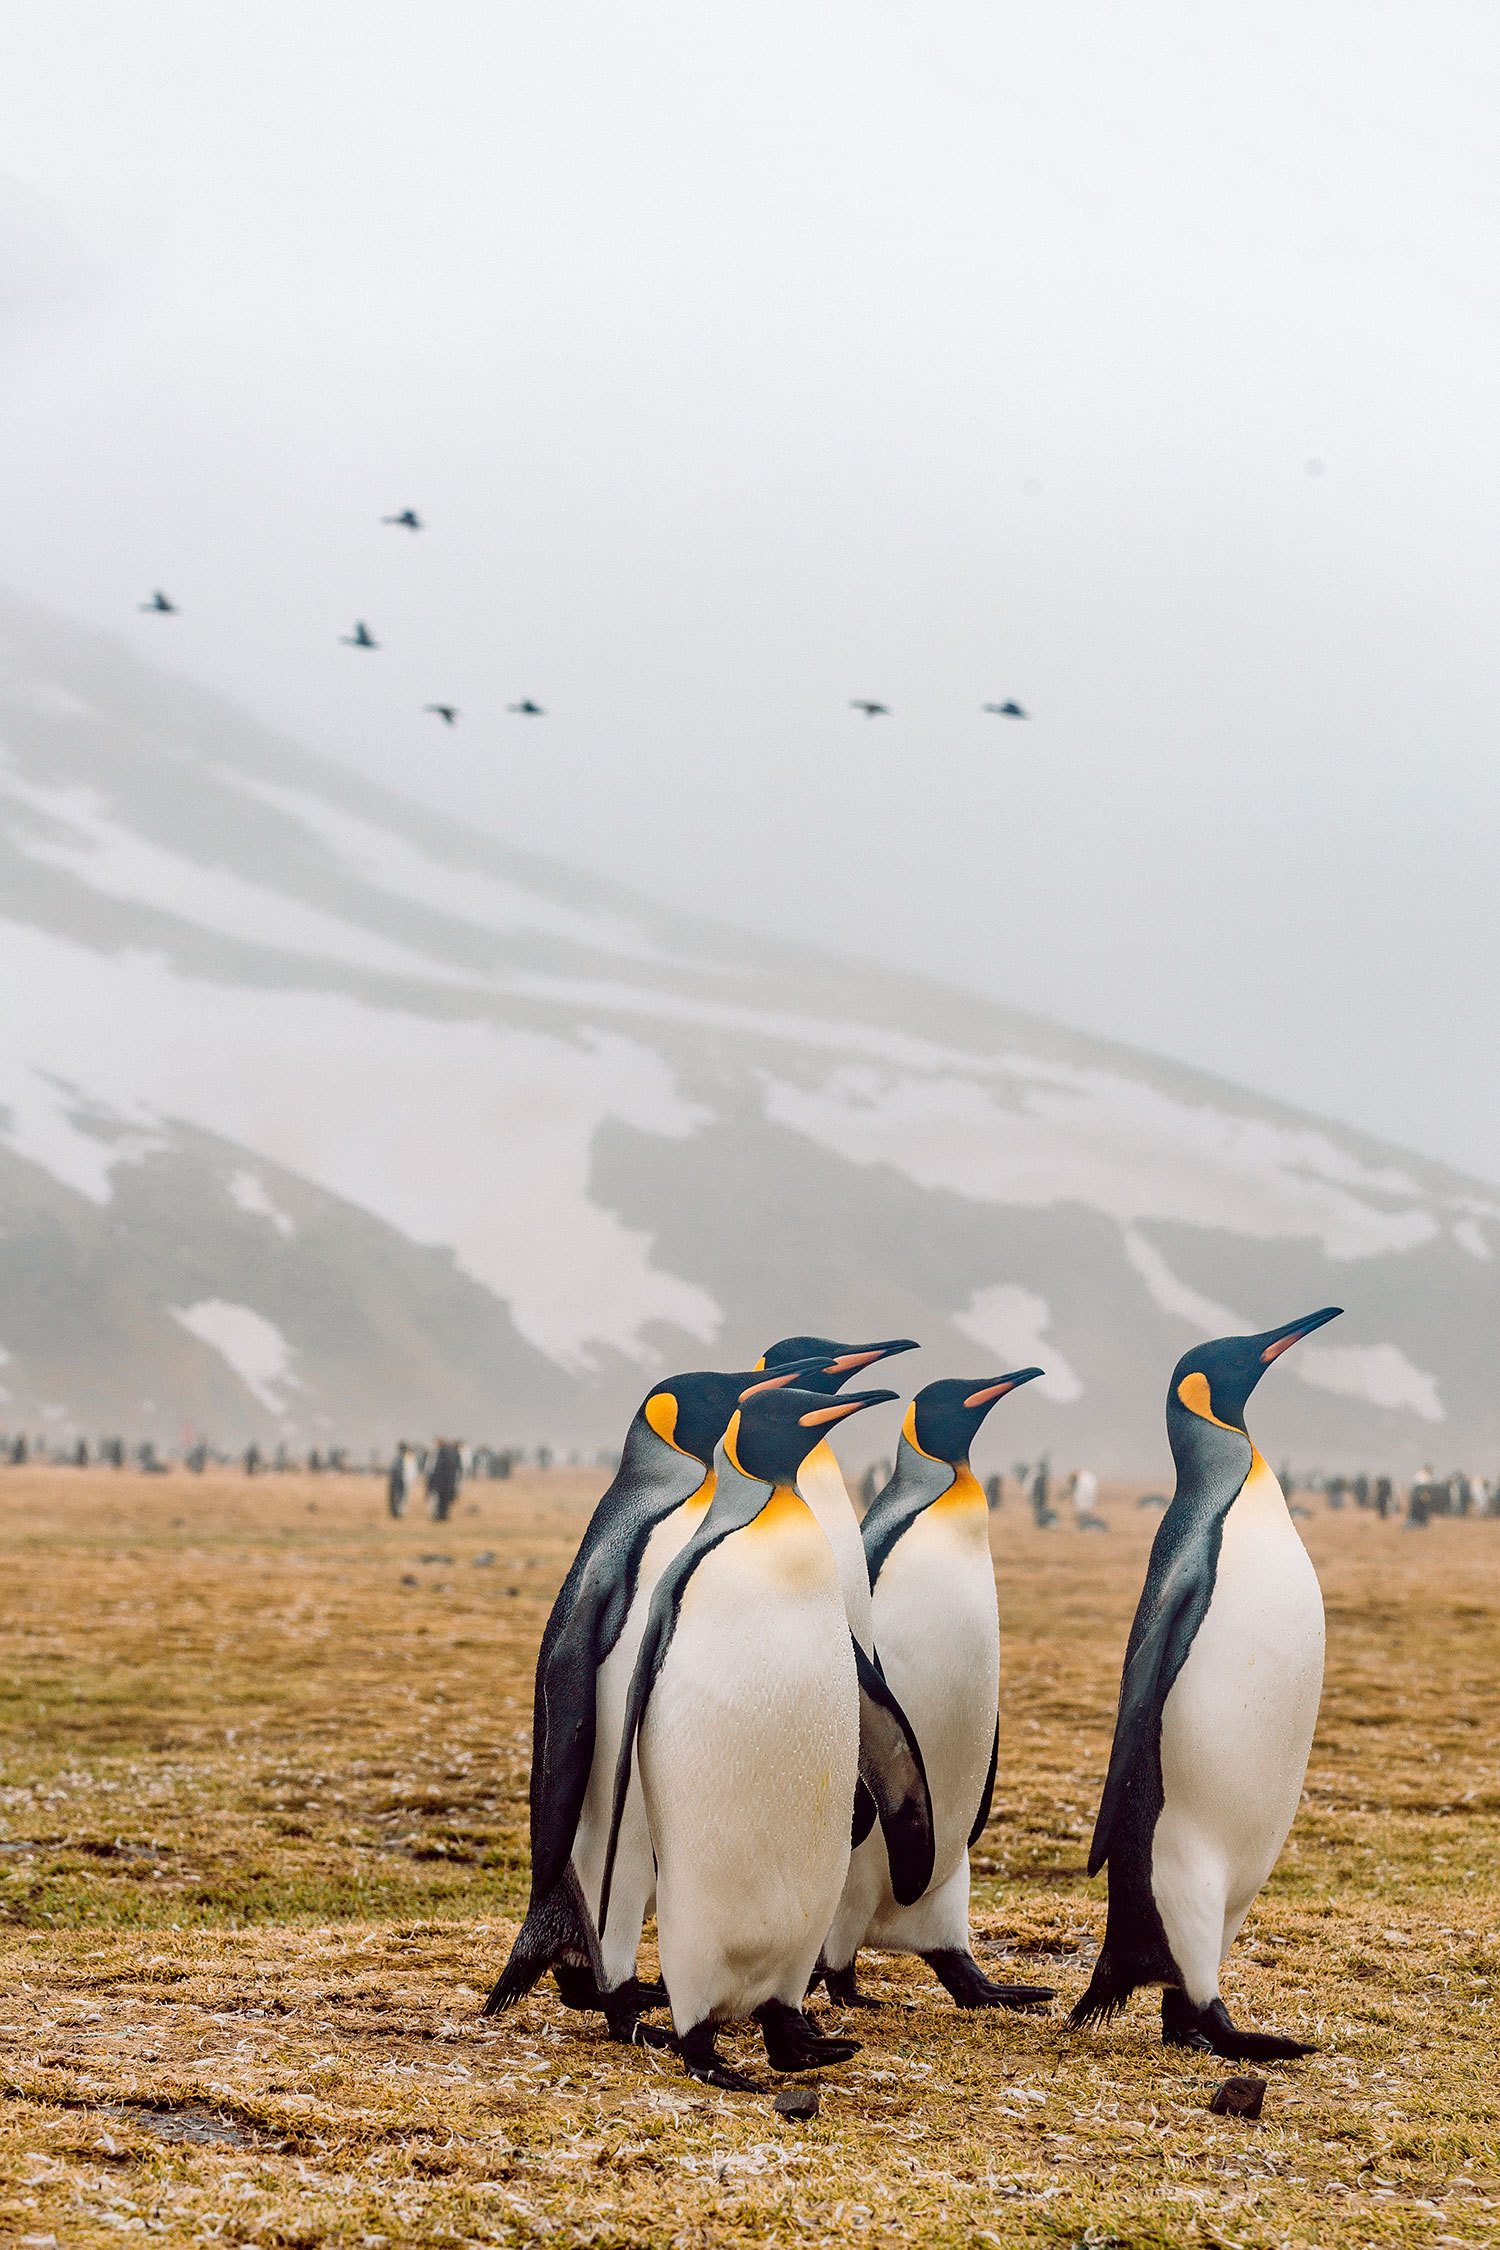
[
  {"x1": 525, "y1": 1554, "x2": 631, "y2": 1905},
  {"x1": 968, "y1": 1715, "x2": 1000, "y2": 1849},
  {"x1": 484, "y1": 1877, "x2": 590, "y2": 2013},
  {"x1": 853, "y1": 1638, "x2": 934, "y2": 1906},
  {"x1": 1085, "y1": 1550, "x2": 1214, "y2": 1879}
]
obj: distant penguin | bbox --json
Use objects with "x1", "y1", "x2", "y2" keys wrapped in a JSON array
[
  {"x1": 483, "y1": 1361, "x2": 828, "y2": 2039},
  {"x1": 599, "y1": 1383, "x2": 928, "y2": 2089},
  {"x1": 386, "y1": 1442, "x2": 416, "y2": 1519},
  {"x1": 1070, "y1": 1308, "x2": 1342, "y2": 2059},
  {"x1": 820, "y1": 1374, "x2": 1058, "y2": 2012}
]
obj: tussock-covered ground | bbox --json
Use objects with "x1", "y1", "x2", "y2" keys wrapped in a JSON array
[{"x1": 1, "y1": 1466, "x2": 1496, "y2": 2247}]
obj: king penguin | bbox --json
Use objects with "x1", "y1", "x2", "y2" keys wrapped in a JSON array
[
  {"x1": 599, "y1": 1383, "x2": 927, "y2": 2090},
  {"x1": 820, "y1": 1374, "x2": 1059, "y2": 2012},
  {"x1": 1070, "y1": 1308, "x2": 1341, "y2": 2059},
  {"x1": 755, "y1": 1334, "x2": 918, "y2": 1659},
  {"x1": 483, "y1": 1360, "x2": 828, "y2": 2040}
]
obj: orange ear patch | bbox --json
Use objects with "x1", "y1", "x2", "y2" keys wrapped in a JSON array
[
  {"x1": 1177, "y1": 1370, "x2": 1236, "y2": 1431},
  {"x1": 643, "y1": 1391, "x2": 680, "y2": 1449}
]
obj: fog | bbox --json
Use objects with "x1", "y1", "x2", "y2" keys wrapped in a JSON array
[{"x1": 2, "y1": 1, "x2": 1497, "y2": 1179}]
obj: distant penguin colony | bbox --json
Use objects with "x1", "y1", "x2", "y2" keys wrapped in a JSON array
[{"x1": 486, "y1": 1310, "x2": 1341, "y2": 2092}]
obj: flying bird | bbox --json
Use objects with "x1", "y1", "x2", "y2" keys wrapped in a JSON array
[
  {"x1": 850, "y1": 700, "x2": 890, "y2": 717},
  {"x1": 507, "y1": 699, "x2": 545, "y2": 715},
  {"x1": 140, "y1": 591, "x2": 177, "y2": 614},
  {"x1": 382, "y1": 509, "x2": 422, "y2": 530},
  {"x1": 342, "y1": 621, "x2": 379, "y2": 649},
  {"x1": 983, "y1": 701, "x2": 1028, "y2": 719},
  {"x1": 425, "y1": 704, "x2": 459, "y2": 726}
]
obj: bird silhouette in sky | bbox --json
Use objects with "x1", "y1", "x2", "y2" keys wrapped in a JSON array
[
  {"x1": 425, "y1": 704, "x2": 459, "y2": 726},
  {"x1": 507, "y1": 699, "x2": 545, "y2": 715},
  {"x1": 983, "y1": 700, "x2": 1028, "y2": 718},
  {"x1": 140, "y1": 590, "x2": 177, "y2": 614},
  {"x1": 382, "y1": 509, "x2": 422, "y2": 530},
  {"x1": 850, "y1": 699, "x2": 891, "y2": 717},
  {"x1": 342, "y1": 621, "x2": 380, "y2": 649}
]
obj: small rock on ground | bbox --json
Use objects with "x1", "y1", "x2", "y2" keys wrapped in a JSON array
[
  {"x1": 774, "y1": 2085, "x2": 820, "y2": 2121},
  {"x1": 1209, "y1": 2075, "x2": 1267, "y2": 2120}
]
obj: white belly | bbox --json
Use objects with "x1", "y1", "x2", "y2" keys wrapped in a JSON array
[
  {"x1": 570, "y1": 1496, "x2": 709, "y2": 1984},
  {"x1": 1152, "y1": 1457, "x2": 1324, "y2": 2004},
  {"x1": 641, "y1": 1494, "x2": 859, "y2": 2030},
  {"x1": 860, "y1": 1493, "x2": 997, "y2": 1947},
  {"x1": 800, "y1": 1439, "x2": 875, "y2": 1655}
]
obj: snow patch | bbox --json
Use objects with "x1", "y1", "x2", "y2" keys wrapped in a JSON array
[
  {"x1": 0, "y1": 764, "x2": 475, "y2": 987},
  {"x1": 223, "y1": 773, "x2": 682, "y2": 967},
  {"x1": 172, "y1": 1300, "x2": 298, "y2": 1415},
  {"x1": 1298, "y1": 1343, "x2": 1443, "y2": 1422},
  {"x1": 1122, "y1": 1228, "x2": 1241, "y2": 1331},
  {"x1": 953, "y1": 1285, "x2": 1083, "y2": 1404},
  {"x1": 0, "y1": 919, "x2": 721, "y2": 1371},
  {"x1": 763, "y1": 1063, "x2": 1438, "y2": 1262},
  {"x1": 0, "y1": 1070, "x2": 163, "y2": 1203},
  {"x1": 228, "y1": 1169, "x2": 296, "y2": 1239}
]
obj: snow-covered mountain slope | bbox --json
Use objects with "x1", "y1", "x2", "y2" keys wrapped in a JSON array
[{"x1": 1, "y1": 592, "x2": 1494, "y2": 1468}]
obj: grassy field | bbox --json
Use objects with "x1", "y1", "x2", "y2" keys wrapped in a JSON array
[{"x1": 1, "y1": 1464, "x2": 1496, "y2": 2248}]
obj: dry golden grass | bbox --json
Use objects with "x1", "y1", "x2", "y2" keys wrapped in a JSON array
[{"x1": 1, "y1": 1464, "x2": 1496, "y2": 2248}]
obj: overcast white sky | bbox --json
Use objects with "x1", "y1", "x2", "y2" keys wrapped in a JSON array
[{"x1": 2, "y1": 2, "x2": 1497, "y2": 1181}]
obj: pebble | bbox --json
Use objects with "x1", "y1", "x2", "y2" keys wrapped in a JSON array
[
  {"x1": 774, "y1": 2085, "x2": 821, "y2": 2122},
  {"x1": 1209, "y1": 2075, "x2": 1267, "y2": 2121}
]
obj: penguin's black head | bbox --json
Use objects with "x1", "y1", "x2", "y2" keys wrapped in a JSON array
[
  {"x1": 907, "y1": 1370, "x2": 1044, "y2": 1465},
  {"x1": 1168, "y1": 1308, "x2": 1343, "y2": 1434},
  {"x1": 637, "y1": 1355, "x2": 843, "y2": 1467},
  {"x1": 757, "y1": 1334, "x2": 919, "y2": 1395},
  {"x1": 726, "y1": 1385, "x2": 898, "y2": 1485}
]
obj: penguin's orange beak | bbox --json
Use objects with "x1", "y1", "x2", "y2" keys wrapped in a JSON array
[
  {"x1": 1259, "y1": 1307, "x2": 1342, "y2": 1364},
  {"x1": 962, "y1": 1368, "x2": 1044, "y2": 1409},
  {"x1": 826, "y1": 1339, "x2": 918, "y2": 1374},
  {"x1": 738, "y1": 1371, "x2": 799, "y2": 1399},
  {"x1": 798, "y1": 1388, "x2": 899, "y2": 1427}
]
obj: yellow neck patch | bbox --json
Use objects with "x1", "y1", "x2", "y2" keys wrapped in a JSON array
[
  {"x1": 722, "y1": 1409, "x2": 746, "y2": 1476},
  {"x1": 747, "y1": 1482, "x2": 812, "y2": 1536},
  {"x1": 933, "y1": 1461, "x2": 984, "y2": 1513}
]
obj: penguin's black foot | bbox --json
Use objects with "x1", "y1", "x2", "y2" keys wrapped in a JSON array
[
  {"x1": 821, "y1": 1960, "x2": 881, "y2": 2010},
  {"x1": 552, "y1": 1960, "x2": 603, "y2": 2012},
  {"x1": 1161, "y1": 1986, "x2": 1214, "y2": 2050},
  {"x1": 1163, "y1": 1990, "x2": 1315, "y2": 2061},
  {"x1": 600, "y1": 1987, "x2": 676, "y2": 2048},
  {"x1": 924, "y1": 1949, "x2": 1057, "y2": 2013},
  {"x1": 755, "y1": 1999, "x2": 861, "y2": 2072},
  {"x1": 630, "y1": 1976, "x2": 670, "y2": 2007},
  {"x1": 679, "y1": 2022, "x2": 761, "y2": 2093},
  {"x1": 611, "y1": 2015, "x2": 676, "y2": 2051}
]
